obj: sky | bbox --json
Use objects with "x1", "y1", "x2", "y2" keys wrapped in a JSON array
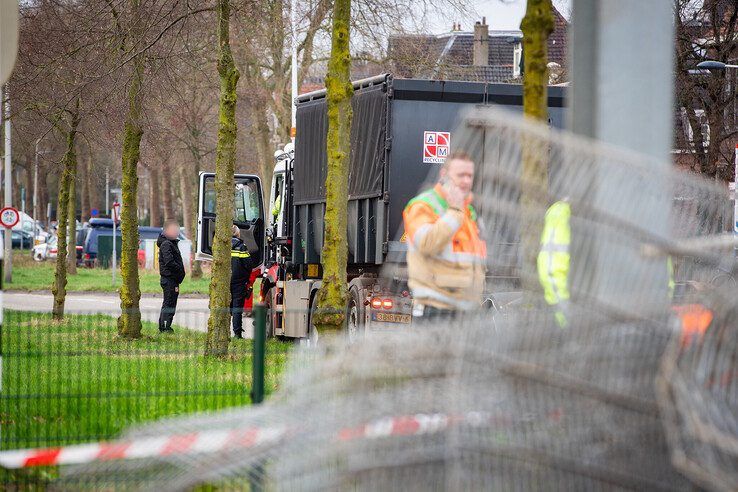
[{"x1": 425, "y1": 0, "x2": 572, "y2": 34}]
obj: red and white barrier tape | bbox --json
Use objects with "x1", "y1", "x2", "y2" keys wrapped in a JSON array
[
  {"x1": 0, "y1": 411, "x2": 497, "y2": 469},
  {"x1": 0, "y1": 425, "x2": 288, "y2": 469}
]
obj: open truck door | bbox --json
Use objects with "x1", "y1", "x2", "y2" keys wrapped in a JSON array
[{"x1": 196, "y1": 172, "x2": 265, "y2": 263}]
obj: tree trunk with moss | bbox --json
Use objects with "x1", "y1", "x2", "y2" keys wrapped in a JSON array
[
  {"x1": 117, "y1": 0, "x2": 145, "y2": 338},
  {"x1": 67, "y1": 163, "x2": 77, "y2": 275},
  {"x1": 313, "y1": 0, "x2": 352, "y2": 335},
  {"x1": 52, "y1": 107, "x2": 80, "y2": 320},
  {"x1": 205, "y1": 0, "x2": 239, "y2": 357},
  {"x1": 520, "y1": 0, "x2": 554, "y2": 291}
]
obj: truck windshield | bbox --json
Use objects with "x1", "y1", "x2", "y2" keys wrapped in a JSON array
[{"x1": 203, "y1": 178, "x2": 261, "y2": 222}]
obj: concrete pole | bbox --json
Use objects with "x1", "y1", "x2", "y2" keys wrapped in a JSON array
[
  {"x1": 3, "y1": 85, "x2": 11, "y2": 284},
  {"x1": 734, "y1": 144, "x2": 738, "y2": 234},
  {"x1": 105, "y1": 166, "x2": 109, "y2": 215},
  {"x1": 290, "y1": 0, "x2": 298, "y2": 142},
  {"x1": 112, "y1": 210, "x2": 116, "y2": 285},
  {"x1": 569, "y1": 0, "x2": 675, "y2": 317},
  {"x1": 33, "y1": 138, "x2": 39, "y2": 237}
]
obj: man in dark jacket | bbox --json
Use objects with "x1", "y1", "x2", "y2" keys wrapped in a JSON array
[
  {"x1": 158, "y1": 220, "x2": 186, "y2": 333},
  {"x1": 231, "y1": 225, "x2": 258, "y2": 339}
]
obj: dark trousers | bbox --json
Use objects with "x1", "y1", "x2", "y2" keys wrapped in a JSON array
[
  {"x1": 231, "y1": 283, "x2": 248, "y2": 336},
  {"x1": 159, "y1": 280, "x2": 180, "y2": 331}
]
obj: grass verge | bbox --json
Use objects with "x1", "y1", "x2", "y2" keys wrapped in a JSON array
[
  {"x1": 0, "y1": 310, "x2": 291, "y2": 485},
  {"x1": 4, "y1": 255, "x2": 210, "y2": 294}
]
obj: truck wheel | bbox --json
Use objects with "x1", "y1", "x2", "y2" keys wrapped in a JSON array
[
  {"x1": 264, "y1": 292, "x2": 274, "y2": 338},
  {"x1": 346, "y1": 287, "x2": 364, "y2": 343}
]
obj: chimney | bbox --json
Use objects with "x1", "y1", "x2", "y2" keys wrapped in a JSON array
[{"x1": 473, "y1": 17, "x2": 489, "y2": 66}]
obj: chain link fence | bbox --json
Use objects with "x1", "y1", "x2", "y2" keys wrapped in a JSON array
[{"x1": 0, "y1": 306, "x2": 289, "y2": 485}]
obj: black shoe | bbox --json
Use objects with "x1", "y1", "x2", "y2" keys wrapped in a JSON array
[
  {"x1": 159, "y1": 327, "x2": 174, "y2": 333},
  {"x1": 233, "y1": 332, "x2": 244, "y2": 339}
]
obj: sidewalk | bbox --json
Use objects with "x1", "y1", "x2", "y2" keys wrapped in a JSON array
[{"x1": 2, "y1": 291, "x2": 254, "y2": 337}]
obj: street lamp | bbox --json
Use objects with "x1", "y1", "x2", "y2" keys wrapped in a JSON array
[{"x1": 696, "y1": 60, "x2": 738, "y2": 70}]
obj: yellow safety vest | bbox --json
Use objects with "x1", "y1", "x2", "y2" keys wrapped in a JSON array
[
  {"x1": 537, "y1": 201, "x2": 676, "y2": 328},
  {"x1": 271, "y1": 195, "x2": 281, "y2": 219},
  {"x1": 537, "y1": 201, "x2": 571, "y2": 327}
]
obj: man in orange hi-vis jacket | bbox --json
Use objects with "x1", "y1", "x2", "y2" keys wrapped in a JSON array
[{"x1": 403, "y1": 151, "x2": 487, "y2": 319}]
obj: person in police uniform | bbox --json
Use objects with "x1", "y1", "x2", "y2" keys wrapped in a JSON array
[{"x1": 230, "y1": 225, "x2": 258, "y2": 339}]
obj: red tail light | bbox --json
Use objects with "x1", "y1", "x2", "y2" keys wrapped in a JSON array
[
  {"x1": 84, "y1": 253, "x2": 90, "y2": 259},
  {"x1": 401, "y1": 290, "x2": 410, "y2": 297},
  {"x1": 382, "y1": 299, "x2": 394, "y2": 310},
  {"x1": 370, "y1": 297, "x2": 383, "y2": 309}
]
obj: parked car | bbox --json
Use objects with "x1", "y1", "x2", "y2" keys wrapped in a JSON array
[
  {"x1": 139, "y1": 226, "x2": 163, "y2": 241},
  {"x1": 76, "y1": 223, "x2": 89, "y2": 263},
  {"x1": 137, "y1": 226, "x2": 163, "y2": 267},
  {"x1": 82, "y1": 218, "x2": 120, "y2": 267},
  {"x1": 32, "y1": 235, "x2": 57, "y2": 261},
  {"x1": 11, "y1": 230, "x2": 34, "y2": 249},
  {"x1": 83, "y1": 221, "x2": 186, "y2": 267}
]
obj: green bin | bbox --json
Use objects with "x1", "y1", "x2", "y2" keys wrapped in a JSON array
[{"x1": 97, "y1": 235, "x2": 122, "y2": 268}]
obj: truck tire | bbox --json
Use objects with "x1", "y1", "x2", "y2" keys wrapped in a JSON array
[
  {"x1": 347, "y1": 286, "x2": 365, "y2": 343},
  {"x1": 264, "y1": 291, "x2": 274, "y2": 338}
]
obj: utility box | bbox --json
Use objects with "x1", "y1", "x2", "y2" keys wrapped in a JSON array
[{"x1": 97, "y1": 235, "x2": 122, "y2": 269}]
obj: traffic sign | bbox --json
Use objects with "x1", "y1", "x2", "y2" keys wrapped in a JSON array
[
  {"x1": 90, "y1": 208, "x2": 99, "y2": 217},
  {"x1": 0, "y1": 206, "x2": 19, "y2": 228}
]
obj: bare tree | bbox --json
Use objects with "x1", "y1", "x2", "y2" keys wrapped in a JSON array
[
  {"x1": 52, "y1": 100, "x2": 80, "y2": 320},
  {"x1": 313, "y1": 0, "x2": 352, "y2": 334},
  {"x1": 117, "y1": 0, "x2": 147, "y2": 338},
  {"x1": 206, "y1": 0, "x2": 239, "y2": 357},
  {"x1": 519, "y1": 0, "x2": 554, "y2": 289},
  {"x1": 675, "y1": 0, "x2": 738, "y2": 180}
]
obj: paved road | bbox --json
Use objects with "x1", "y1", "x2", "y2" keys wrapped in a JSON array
[{"x1": 2, "y1": 291, "x2": 254, "y2": 337}]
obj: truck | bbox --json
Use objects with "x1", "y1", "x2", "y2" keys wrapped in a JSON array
[{"x1": 196, "y1": 74, "x2": 566, "y2": 341}]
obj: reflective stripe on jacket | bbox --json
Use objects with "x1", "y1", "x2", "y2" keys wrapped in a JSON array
[
  {"x1": 537, "y1": 201, "x2": 571, "y2": 327},
  {"x1": 231, "y1": 237, "x2": 256, "y2": 287},
  {"x1": 403, "y1": 184, "x2": 487, "y2": 311}
]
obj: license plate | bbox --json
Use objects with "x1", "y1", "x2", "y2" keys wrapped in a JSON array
[{"x1": 371, "y1": 312, "x2": 412, "y2": 324}]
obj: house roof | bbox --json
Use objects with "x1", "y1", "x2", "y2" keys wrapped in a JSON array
[
  {"x1": 547, "y1": 6, "x2": 569, "y2": 66},
  {"x1": 387, "y1": 32, "x2": 520, "y2": 83},
  {"x1": 434, "y1": 64, "x2": 515, "y2": 83},
  {"x1": 388, "y1": 5, "x2": 569, "y2": 84}
]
